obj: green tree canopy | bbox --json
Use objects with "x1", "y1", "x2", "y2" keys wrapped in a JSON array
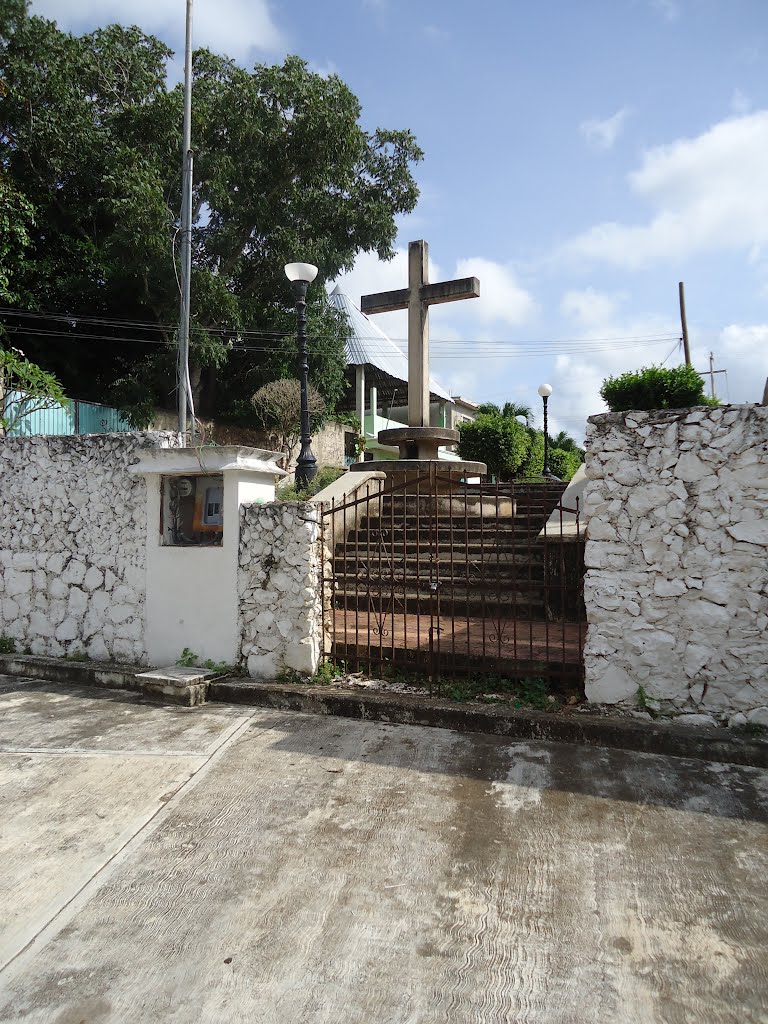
[
  {"x1": 458, "y1": 411, "x2": 584, "y2": 482},
  {"x1": 0, "y1": 5, "x2": 423, "y2": 425}
]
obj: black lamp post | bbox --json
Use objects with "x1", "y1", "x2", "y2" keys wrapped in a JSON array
[
  {"x1": 538, "y1": 383, "x2": 558, "y2": 479},
  {"x1": 285, "y1": 261, "x2": 319, "y2": 489}
]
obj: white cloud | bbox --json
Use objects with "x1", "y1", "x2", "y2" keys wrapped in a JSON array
[
  {"x1": 31, "y1": 0, "x2": 284, "y2": 61},
  {"x1": 454, "y1": 258, "x2": 535, "y2": 327},
  {"x1": 705, "y1": 323, "x2": 768, "y2": 403},
  {"x1": 562, "y1": 111, "x2": 768, "y2": 269},
  {"x1": 560, "y1": 288, "x2": 622, "y2": 327},
  {"x1": 651, "y1": 0, "x2": 680, "y2": 22},
  {"x1": 579, "y1": 108, "x2": 630, "y2": 150},
  {"x1": 331, "y1": 249, "x2": 536, "y2": 339}
]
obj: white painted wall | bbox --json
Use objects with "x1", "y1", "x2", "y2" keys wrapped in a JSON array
[{"x1": 144, "y1": 468, "x2": 277, "y2": 667}]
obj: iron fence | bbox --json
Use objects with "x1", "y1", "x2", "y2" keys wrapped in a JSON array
[{"x1": 319, "y1": 467, "x2": 585, "y2": 695}]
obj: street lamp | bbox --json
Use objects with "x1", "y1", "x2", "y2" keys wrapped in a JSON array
[
  {"x1": 285, "y1": 261, "x2": 319, "y2": 489},
  {"x1": 537, "y1": 383, "x2": 557, "y2": 479}
]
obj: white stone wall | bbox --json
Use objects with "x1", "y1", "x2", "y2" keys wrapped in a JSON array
[
  {"x1": 238, "y1": 502, "x2": 325, "y2": 678},
  {"x1": 0, "y1": 432, "x2": 180, "y2": 663},
  {"x1": 583, "y1": 405, "x2": 768, "y2": 723}
]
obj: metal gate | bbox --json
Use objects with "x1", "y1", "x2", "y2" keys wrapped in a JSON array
[{"x1": 319, "y1": 467, "x2": 585, "y2": 693}]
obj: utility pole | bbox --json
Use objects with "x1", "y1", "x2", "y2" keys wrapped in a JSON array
[
  {"x1": 678, "y1": 281, "x2": 691, "y2": 366},
  {"x1": 177, "y1": 0, "x2": 194, "y2": 438},
  {"x1": 695, "y1": 352, "x2": 727, "y2": 401}
]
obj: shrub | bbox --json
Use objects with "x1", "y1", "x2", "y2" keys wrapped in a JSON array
[
  {"x1": 277, "y1": 465, "x2": 345, "y2": 501},
  {"x1": 457, "y1": 413, "x2": 530, "y2": 480},
  {"x1": 548, "y1": 447, "x2": 583, "y2": 481},
  {"x1": 600, "y1": 365, "x2": 710, "y2": 412}
]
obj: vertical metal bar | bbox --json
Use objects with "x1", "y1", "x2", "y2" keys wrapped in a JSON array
[
  {"x1": 391, "y1": 483, "x2": 397, "y2": 667},
  {"x1": 403, "y1": 475, "x2": 409, "y2": 672},
  {"x1": 415, "y1": 470, "x2": 422, "y2": 678},
  {"x1": 448, "y1": 469, "x2": 456, "y2": 676},
  {"x1": 365, "y1": 482, "x2": 372, "y2": 678},
  {"x1": 378, "y1": 486, "x2": 384, "y2": 676},
  {"x1": 463, "y1": 471, "x2": 470, "y2": 672},
  {"x1": 495, "y1": 477, "x2": 502, "y2": 671},
  {"x1": 341, "y1": 493, "x2": 348, "y2": 670},
  {"x1": 479, "y1": 473, "x2": 487, "y2": 674},
  {"x1": 434, "y1": 465, "x2": 441, "y2": 694},
  {"x1": 511, "y1": 484, "x2": 518, "y2": 669},
  {"x1": 541, "y1": 490, "x2": 550, "y2": 686},
  {"x1": 74, "y1": 399, "x2": 80, "y2": 435},
  {"x1": 576, "y1": 496, "x2": 585, "y2": 689}
]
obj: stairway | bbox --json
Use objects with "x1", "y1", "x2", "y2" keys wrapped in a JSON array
[{"x1": 330, "y1": 482, "x2": 568, "y2": 621}]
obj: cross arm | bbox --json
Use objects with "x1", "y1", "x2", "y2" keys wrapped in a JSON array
[
  {"x1": 421, "y1": 277, "x2": 480, "y2": 306},
  {"x1": 360, "y1": 288, "x2": 410, "y2": 315}
]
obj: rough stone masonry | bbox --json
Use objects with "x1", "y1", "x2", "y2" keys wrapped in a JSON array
[
  {"x1": 0, "y1": 432, "x2": 180, "y2": 664},
  {"x1": 238, "y1": 501, "x2": 324, "y2": 678},
  {"x1": 583, "y1": 404, "x2": 768, "y2": 725}
]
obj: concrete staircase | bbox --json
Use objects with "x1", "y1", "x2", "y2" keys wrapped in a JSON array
[{"x1": 330, "y1": 482, "x2": 568, "y2": 621}]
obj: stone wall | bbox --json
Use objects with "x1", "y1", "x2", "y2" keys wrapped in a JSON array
[
  {"x1": 0, "y1": 432, "x2": 180, "y2": 663},
  {"x1": 583, "y1": 405, "x2": 768, "y2": 723},
  {"x1": 238, "y1": 502, "x2": 325, "y2": 678}
]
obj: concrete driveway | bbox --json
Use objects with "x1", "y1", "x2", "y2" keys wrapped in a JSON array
[{"x1": 0, "y1": 674, "x2": 766, "y2": 1024}]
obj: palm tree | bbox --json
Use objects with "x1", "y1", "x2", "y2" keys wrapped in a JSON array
[{"x1": 502, "y1": 401, "x2": 534, "y2": 423}]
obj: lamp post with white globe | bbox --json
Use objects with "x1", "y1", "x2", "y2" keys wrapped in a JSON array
[
  {"x1": 538, "y1": 383, "x2": 556, "y2": 479},
  {"x1": 284, "y1": 261, "x2": 319, "y2": 489}
]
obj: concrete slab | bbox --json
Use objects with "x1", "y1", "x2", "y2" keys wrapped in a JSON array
[
  {"x1": 0, "y1": 694, "x2": 766, "y2": 1023},
  {"x1": 0, "y1": 675, "x2": 249, "y2": 754}
]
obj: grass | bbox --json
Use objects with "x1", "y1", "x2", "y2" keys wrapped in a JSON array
[
  {"x1": 0, "y1": 635, "x2": 16, "y2": 655},
  {"x1": 176, "y1": 648, "x2": 236, "y2": 674}
]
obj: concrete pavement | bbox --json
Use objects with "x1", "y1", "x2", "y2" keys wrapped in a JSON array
[{"x1": 0, "y1": 674, "x2": 766, "y2": 1023}]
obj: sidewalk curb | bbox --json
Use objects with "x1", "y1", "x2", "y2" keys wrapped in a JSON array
[
  {"x1": 2, "y1": 655, "x2": 765, "y2": 767},
  {"x1": 209, "y1": 678, "x2": 768, "y2": 768},
  {"x1": 0, "y1": 655, "x2": 211, "y2": 706}
]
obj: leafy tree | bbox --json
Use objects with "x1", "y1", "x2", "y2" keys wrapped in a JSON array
[
  {"x1": 457, "y1": 412, "x2": 530, "y2": 480},
  {"x1": 517, "y1": 427, "x2": 544, "y2": 478},
  {"x1": 0, "y1": 346, "x2": 67, "y2": 434},
  {"x1": 600, "y1": 365, "x2": 712, "y2": 412},
  {"x1": 251, "y1": 378, "x2": 324, "y2": 464},
  {"x1": 0, "y1": 7, "x2": 423, "y2": 426},
  {"x1": 548, "y1": 447, "x2": 583, "y2": 482}
]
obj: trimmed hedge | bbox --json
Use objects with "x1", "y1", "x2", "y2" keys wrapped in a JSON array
[{"x1": 600, "y1": 364, "x2": 713, "y2": 412}]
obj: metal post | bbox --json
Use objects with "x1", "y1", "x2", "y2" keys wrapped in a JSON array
[
  {"x1": 177, "y1": 0, "x2": 193, "y2": 438},
  {"x1": 292, "y1": 280, "x2": 318, "y2": 489},
  {"x1": 542, "y1": 395, "x2": 551, "y2": 477}
]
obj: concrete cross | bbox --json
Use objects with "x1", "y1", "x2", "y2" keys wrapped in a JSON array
[{"x1": 361, "y1": 240, "x2": 480, "y2": 428}]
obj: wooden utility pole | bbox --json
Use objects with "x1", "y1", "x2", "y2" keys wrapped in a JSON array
[{"x1": 678, "y1": 281, "x2": 691, "y2": 366}]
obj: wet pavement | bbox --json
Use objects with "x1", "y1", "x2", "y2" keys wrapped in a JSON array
[{"x1": 1, "y1": 674, "x2": 766, "y2": 1023}]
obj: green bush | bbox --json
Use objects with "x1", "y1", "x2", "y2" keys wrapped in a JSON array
[
  {"x1": 277, "y1": 465, "x2": 345, "y2": 501},
  {"x1": 517, "y1": 428, "x2": 544, "y2": 478},
  {"x1": 548, "y1": 447, "x2": 583, "y2": 481},
  {"x1": 600, "y1": 365, "x2": 711, "y2": 412},
  {"x1": 457, "y1": 413, "x2": 530, "y2": 480}
]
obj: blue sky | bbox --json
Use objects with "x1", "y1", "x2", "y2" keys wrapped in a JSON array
[{"x1": 32, "y1": 0, "x2": 768, "y2": 439}]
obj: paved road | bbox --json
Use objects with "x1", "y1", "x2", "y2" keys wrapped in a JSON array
[{"x1": 0, "y1": 674, "x2": 766, "y2": 1023}]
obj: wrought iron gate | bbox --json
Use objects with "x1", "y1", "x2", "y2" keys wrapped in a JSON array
[{"x1": 319, "y1": 468, "x2": 585, "y2": 692}]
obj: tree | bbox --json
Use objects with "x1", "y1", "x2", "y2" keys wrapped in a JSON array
[
  {"x1": 0, "y1": 7, "x2": 423, "y2": 425},
  {"x1": 0, "y1": 346, "x2": 67, "y2": 435},
  {"x1": 457, "y1": 413, "x2": 530, "y2": 480},
  {"x1": 251, "y1": 378, "x2": 324, "y2": 464},
  {"x1": 548, "y1": 447, "x2": 582, "y2": 481}
]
